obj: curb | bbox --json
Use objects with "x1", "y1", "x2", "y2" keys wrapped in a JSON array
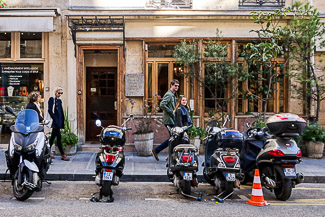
[{"x1": 1, "y1": 173, "x2": 324, "y2": 183}]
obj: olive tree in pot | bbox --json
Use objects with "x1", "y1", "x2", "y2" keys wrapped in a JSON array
[
  {"x1": 128, "y1": 97, "x2": 160, "y2": 156},
  {"x1": 302, "y1": 123, "x2": 325, "y2": 159}
]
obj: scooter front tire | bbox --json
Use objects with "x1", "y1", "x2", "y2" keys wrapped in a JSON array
[{"x1": 13, "y1": 169, "x2": 34, "y2": 201}]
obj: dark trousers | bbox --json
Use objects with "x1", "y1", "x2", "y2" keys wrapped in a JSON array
[
  {"x1": 49, "y1": 128, "x2": 65, "y2": 155},
  {"x1": 154, "y1": 124, "x2": 174, "y2": 154}
]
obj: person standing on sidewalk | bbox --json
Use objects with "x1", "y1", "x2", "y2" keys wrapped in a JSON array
[
  {"x1": 152, "y1": 79, "x2": 179, "y2": 161},
  {"x1": 48, "y1": 87, "x2": 70, "y2": 161}
]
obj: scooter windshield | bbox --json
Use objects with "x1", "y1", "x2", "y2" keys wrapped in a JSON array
[{"x1": 15, "y1": 109, "x2": 39, "y2": 134}]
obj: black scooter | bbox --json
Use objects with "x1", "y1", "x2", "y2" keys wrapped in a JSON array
[
  {"x1": 203, "y1": 116, "x2": 243, "y2": 202},
  {"x1": 240, "y1": 113, "x2": 305, "y2": 201},
  {"x1": 166, "y1": 125, "x2": 202, "y2": 200},
  {"x1": 91, "y1": 114, "x2": 133, "y2": 203}
]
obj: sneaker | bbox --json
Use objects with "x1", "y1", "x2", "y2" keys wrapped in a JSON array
[{"x1": 152, "y1": 149, "x2": 159, "y2": 161}]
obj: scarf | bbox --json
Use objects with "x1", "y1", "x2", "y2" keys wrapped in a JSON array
[
  {"x1": 179, "y1": 105, "x2": 192, "y2": 126},
  {"x1": 33, "y1": 102, "x2": 43, "y2": 118}
]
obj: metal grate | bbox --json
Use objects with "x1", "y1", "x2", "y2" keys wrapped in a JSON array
[
  {"x1": 239, "y1": 0, "x2": 285, "y2": 7},
  {"x1": 67, "y1": 16, "x2": 125, "y2": 57},
  {"x1": 146, "y1": 0, "x2": 192, "y2": 9}
]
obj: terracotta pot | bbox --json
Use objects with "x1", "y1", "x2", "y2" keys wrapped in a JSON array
[
  {"x1": 133, "y1": 132, "x2": 154, "y2": 156},
  {"x1": 306, "y1": 141, "x2": 324, "y2": 159}
]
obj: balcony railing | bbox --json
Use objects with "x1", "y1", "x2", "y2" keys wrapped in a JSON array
[
  {"x1": 239, "y1": 0, "x2": 285, "y2": 7},
  {"x1": 146, "y1": 0, "x2": 192, "y2": 9}
]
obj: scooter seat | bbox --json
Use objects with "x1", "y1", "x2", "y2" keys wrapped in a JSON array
[{"x1": 173, "y1": 144, "x2": 196, "y2": 152}]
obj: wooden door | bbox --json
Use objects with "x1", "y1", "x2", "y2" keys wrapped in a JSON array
[{"x1": 86, "y1": 67, "x2": 117, "y2": 141}]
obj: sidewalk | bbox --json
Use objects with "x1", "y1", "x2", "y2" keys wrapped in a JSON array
[{"x1": 0, "y1": 150, "x2": 324, "y2": 183}]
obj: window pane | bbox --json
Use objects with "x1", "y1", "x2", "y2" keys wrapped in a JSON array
[
  {"x1": 20, "y1": 32, "x2": 42, "y2": 58},
  {"x1": 0, "y1": 33, "x2": 11, "y2": 58},
  {"x1": 148, "y1": 45, "x2": 175, "y2": 58},
  {"x1": 147, "y1": 63, "x2": 152, "y2": 98},
  {"x1": 157, "y1": 63, "x2": 169, "y2": 107},
  {"x1": 173, "y1": 63, "x2": 184, "y2": 96}
]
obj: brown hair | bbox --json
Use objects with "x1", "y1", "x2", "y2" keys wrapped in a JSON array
[
  {"x1": 174, "y1": 95, "x2": 188, "y2": 112},
  {"x1": 29, "y1": 92, "x2": 40, "y2": 103},
  {"x1": 170, "y1": 79, "x2": 179, "y2": 88}
]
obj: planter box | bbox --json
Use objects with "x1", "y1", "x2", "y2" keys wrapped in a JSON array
[
  {"x1": 53, "y1": 144, "x2": 78, "y2": 156},
  {"x1": 306, "y1": 141, "x2": 324, "y2": 159},
  {"x1": 190, "y1": 137, "x2": 200, "y2": 155},
  {"x1": 133, "y1": 132, "x2": 154, "y2": 156}
]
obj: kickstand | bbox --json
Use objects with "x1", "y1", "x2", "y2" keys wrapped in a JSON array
[
  {"x1": 44, "y1": 180, "x2": 52, "y2": 185},
  {"x1": 213, "y1": 190, "x2": 234, "y2": 203}
]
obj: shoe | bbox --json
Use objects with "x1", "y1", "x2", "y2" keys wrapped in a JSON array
[
  {"x1": 50, "y1": 155, "x2": 55, "y2": 159},
  {"x1": 61, "y1": 155, "x2": 70, "y2": 161},
  {"x1": 152, "y1": 149, "x2": 159, "y2": 161}
]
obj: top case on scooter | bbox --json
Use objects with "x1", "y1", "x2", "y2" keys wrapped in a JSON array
[{"x1": 101, "y1": 127, "x2": 125, "y2": 145}]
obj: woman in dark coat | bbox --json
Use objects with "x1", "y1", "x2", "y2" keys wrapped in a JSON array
[
  {"x1": 26, "y1": 92, "x2": 43, "y2": 122},
  {"x1": 48, "y1": 87, "x2": 69, "y2": 161},
  {"x1": 174, "y1": 95, "x2": 193, "y2": 128}
]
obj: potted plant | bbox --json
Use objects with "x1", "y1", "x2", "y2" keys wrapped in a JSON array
[
  {"x1": 302, "y1": 123, "x2": 325, "y2": 159},
  {"x1": 128, "y1": 97, "x2": 160, "y2": 156},
  {"x1": 53, "y1": 108, "x2": 78, "y2": 155},
  {"x1": 188, "y1": 126, "x2": 205, "y2": 154}
]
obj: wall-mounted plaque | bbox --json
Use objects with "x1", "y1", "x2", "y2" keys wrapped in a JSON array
[{"x1": 125, "y1": 74, "x2": 144, "y2": 97}]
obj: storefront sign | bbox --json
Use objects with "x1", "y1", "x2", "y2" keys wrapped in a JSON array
[
  {"x1": 125, "y1": 74, "x2": 144, "y2": 97},
  {"x1": 1, "y1": 65, "x2": 40, "y2": 86}
]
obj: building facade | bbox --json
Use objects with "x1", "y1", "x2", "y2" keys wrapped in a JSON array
[{"x1": 0, "y1": 0, "x2": 324, "y2": 146}]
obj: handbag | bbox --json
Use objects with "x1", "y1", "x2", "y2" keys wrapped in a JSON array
[{"x1": 44, "y1": 98, "x2": 55, "y2": 128}]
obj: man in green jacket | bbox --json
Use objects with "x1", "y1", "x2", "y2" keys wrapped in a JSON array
[{"x1": 152, "y1": 79, "x2": 179, "y2": 161}]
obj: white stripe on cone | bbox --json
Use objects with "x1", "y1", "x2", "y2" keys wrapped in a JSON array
[
  {"x1": 253, "y1": 176, "x2": 261, "y2": 184},
  {"x1": 251, "y1": 188, "x2": 264, "y2": 196}
]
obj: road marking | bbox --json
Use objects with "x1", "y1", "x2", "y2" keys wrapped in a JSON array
[
  {"x1": 79, "y1": 198, "x2": 90, "y2": 201},
  {"x1": 145, "y1": 198, "x2": 169, "y2": 201},
  {"x1": 295, "y1": 187, "x2": 325, "y2": 190},
  {"x1": 271, "y1": 203, "x2": 325, "y2": 206},
  {"x1": 269, "y1": 198, "x2": 325, "y2": 203},
  {"x1": 238, "y1": 195, "x2": 249, "y2": 200},
  {"x1": 0, "y1": 207, "x2": 5, "y2": 210}
]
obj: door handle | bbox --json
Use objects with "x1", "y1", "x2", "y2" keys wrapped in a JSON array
[{"x1": 114, "y1": 101, "x2": 117, "y2": 110}]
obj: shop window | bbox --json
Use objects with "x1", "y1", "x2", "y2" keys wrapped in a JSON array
[
  {"x1": 148, "y1": 45, "x2": 175, "y2": 58},
  {"x1": 0, "y1": 63, "x2": 44, "y2": 142},
  {"x1": 0, "y1": 33, "x2": 11, "y2": 58},
  {"x1": 20, "y1": 32, "x2": 42, "y2": 58},
  {"x1": 204, "y1": 64, "x2": 229, "y2": 113}
]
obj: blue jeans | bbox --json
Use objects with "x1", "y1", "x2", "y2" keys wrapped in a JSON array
[{"x1": 154, "y1": 124, "x2": 174, "y2": 154}]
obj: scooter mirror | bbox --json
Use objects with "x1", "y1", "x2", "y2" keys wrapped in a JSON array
[
  {"x1": 95, "y1": 119, "x2": 102, "y2": 127},
  {"x1": 206, "y1": 126, "x2": 211, "y2": 133},
  {"x1": 129, "y1": 114, "x2": 134, "y2": 120},
  {"x1": 5, "y1": 106, "x2": 15, "y2": 116}
]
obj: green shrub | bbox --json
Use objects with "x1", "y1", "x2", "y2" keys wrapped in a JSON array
[
  {"x1": 188, "y1": 126, "x2": 206, "y2": 140},
  {"x1": 302, "y1": 123, "x2": 325, "y2": 143}
]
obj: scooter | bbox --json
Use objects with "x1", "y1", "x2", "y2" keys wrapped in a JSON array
[
  {"x1": 240, "y1": 113, "x2": 306, "y2": 201},
  {"x1": 4, "y1": 106, "x2": 51, "y2": 201},
  {"x1": 91, "y1": 114, "x2": 133, "y2": 203},
  {"x1": 166, "y1": 125, "x2": 202, "y2": 200},
  {"x1": 203, "y1": 115, "x2": 243, "y2": 202}
]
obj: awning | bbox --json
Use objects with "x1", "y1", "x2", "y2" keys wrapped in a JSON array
[{"x1": 0, "y1": 9, "x2": 60, "y2": 32}]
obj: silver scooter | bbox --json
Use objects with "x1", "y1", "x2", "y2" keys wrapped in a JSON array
[{"x1": 5, "y1": 106, "x2": 51, "y2": 201}]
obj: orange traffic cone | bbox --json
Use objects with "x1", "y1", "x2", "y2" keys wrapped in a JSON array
[{"x1": 246, "y1": 169, "x2": 269, "y2": 206}]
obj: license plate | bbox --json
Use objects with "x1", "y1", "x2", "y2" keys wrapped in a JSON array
[
  {"x1": 183, "y1": 172, "x2": 192, "y2": 181},
  {"x1": 225, "y1": 173, "x2": 236, "y2": 181},
  {"x1": 284, "y1": 167, "x2": 296, "y2": 176},
  {"x1": 103, "y1": 172, "x2": 113, "y2": 181}
]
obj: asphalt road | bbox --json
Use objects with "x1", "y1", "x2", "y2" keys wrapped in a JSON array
[{"x1": 0, "y1": 181, "x2": 325, "y2": 217}]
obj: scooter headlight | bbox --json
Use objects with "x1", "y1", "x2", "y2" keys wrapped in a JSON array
[
  {"x1": 14, "y1": 144, "x2": 22, "y2": 151},
  {"x1": 26, "y1": 143, "x2": 36, "y2": 151}
]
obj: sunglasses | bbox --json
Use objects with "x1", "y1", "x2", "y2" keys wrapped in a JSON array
[
  {"x1": 58, "y1": 92, "x2": 63, "y2": 95},
  {"x1": 174, "y1": 84, "x2": 179, "y2": 87}
]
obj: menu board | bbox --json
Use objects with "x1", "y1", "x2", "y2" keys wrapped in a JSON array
[{"x1": 125, "y1": 73, "x2": 144, "y2": 97}]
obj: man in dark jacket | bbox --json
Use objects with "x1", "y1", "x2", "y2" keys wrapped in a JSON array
[{"x1": 152, "y1": 79, "x2": 179, "y2": 161}]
